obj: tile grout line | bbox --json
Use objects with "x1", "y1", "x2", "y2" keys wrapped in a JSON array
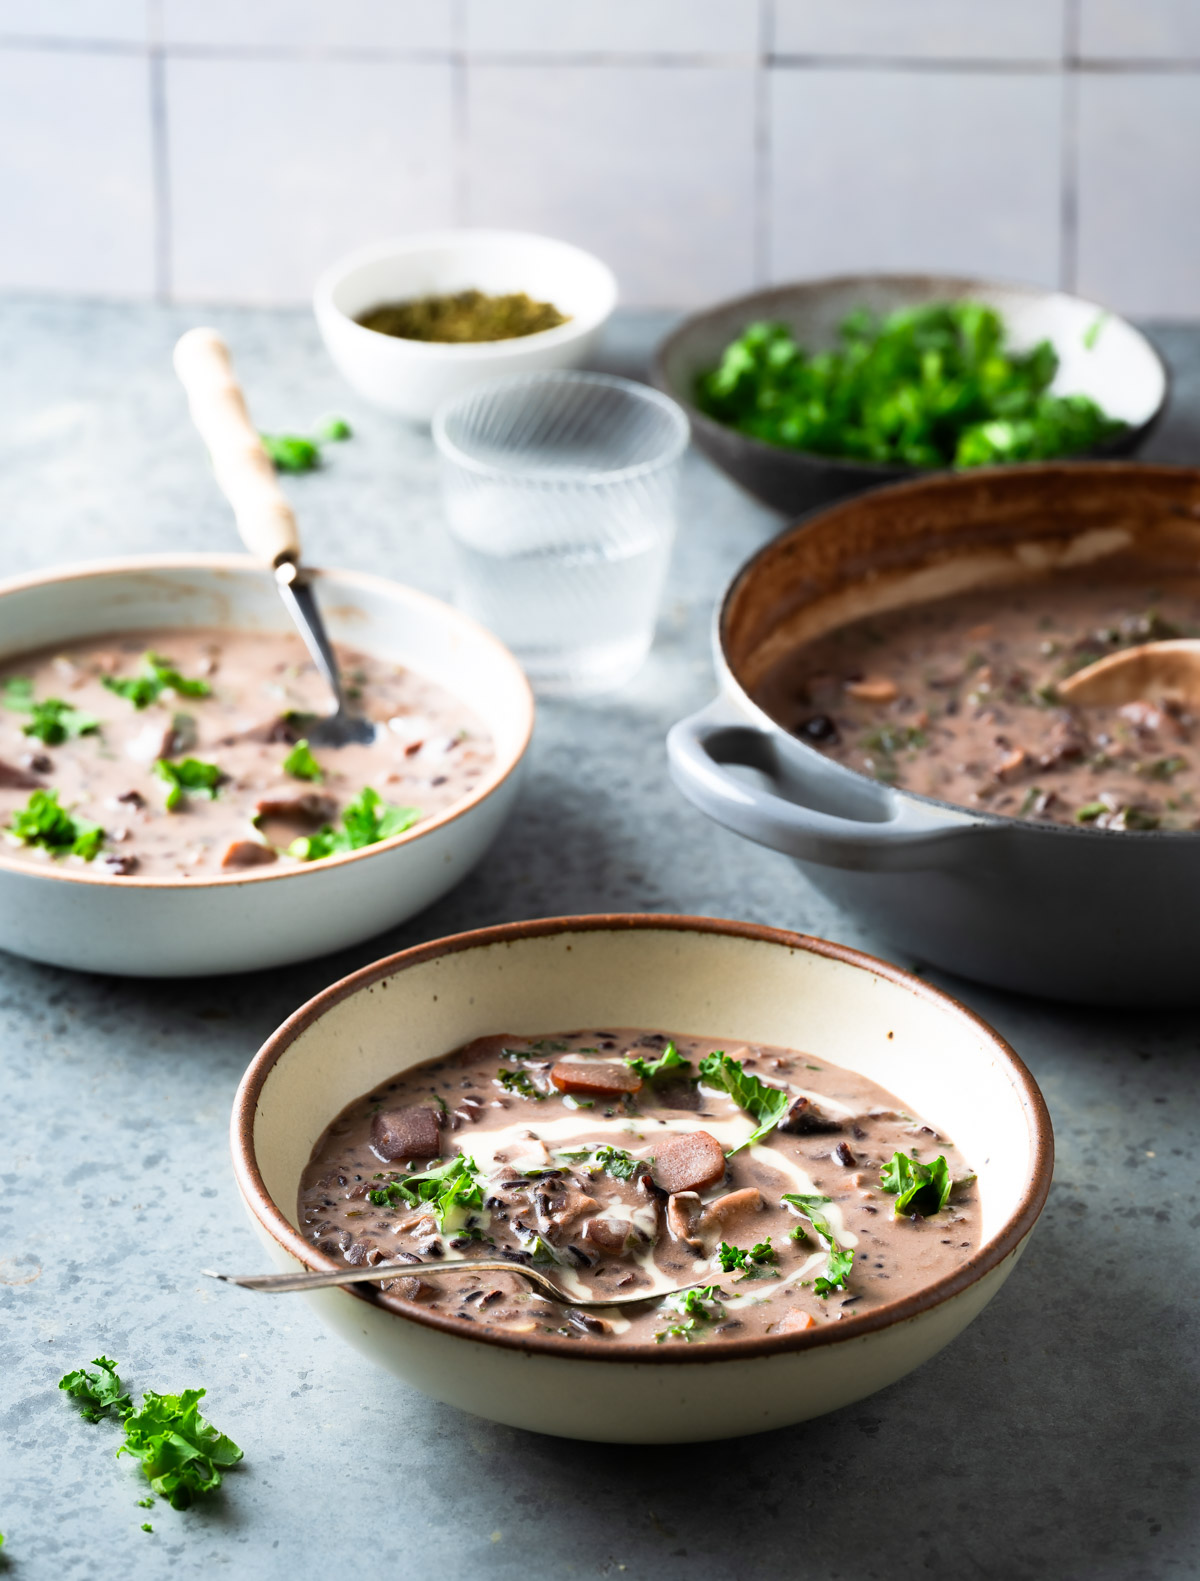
[
  {"x1": 147, "y1": 0, "x2": 172, "y2": 301},
  {"x1": 1060, "y1": 0, "x2": 1081, "y2": 295},
  {"x1": 451, "y1": 0, "x2": 468, "y2": 227},
  {"x1": 752, "y1": 0, "x2": 773, "y2": 288}
]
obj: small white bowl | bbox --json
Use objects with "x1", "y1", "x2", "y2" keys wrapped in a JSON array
[
  {"x1": 314, "y1": 231, "x2": 618, "y2": 422},
  {"x1": 0, "y1": 555, "x2": 534, "y2": 977},
  {"x1": 232, "y1": 915, "x2": 1053, "y2": 1443}
]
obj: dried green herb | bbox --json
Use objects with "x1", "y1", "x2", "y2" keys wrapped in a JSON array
[{"x1": 358, "y1": 289, "x2": 568, "y2": 344}]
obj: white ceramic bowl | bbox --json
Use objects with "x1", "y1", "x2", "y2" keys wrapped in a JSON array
[
  {"x1": 0, "y1": 555, "x2": 533, "y2": 977},
  {"x1": 314, "y1": 231, "x2": 618, "y2": 422},
  {"x1": 232, "y1": 915, "x2": 1053, "y2": 1443}
]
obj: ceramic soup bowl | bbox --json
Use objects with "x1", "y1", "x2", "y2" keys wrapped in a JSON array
[
  {"x1": 0, "y1": 555, "x2": 533, "y2": 976},
  {"x1": 232, "y1": 915, "x2": 1052, "y2": 1443}
]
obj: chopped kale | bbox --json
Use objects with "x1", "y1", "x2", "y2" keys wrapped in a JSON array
[
  {"x1": 4, "y1": 681, "x2": 99, "y2": 745},
  {"x1": 289, "y1": 786, "x2": 421, "y2": 861},
  {"x1": 626, "y1": 1039, "x2": 693, "y2": 1082},
  {"x1": 782, "y1": 1193, "x2": 855, "y2": 1296},
  {"x1": 697, "y1": 1051, "x2": 791, "y2": 1154},
  {"x1": 7, "y1": 788, "x2": 103, "y2": 860},
  {"x1": 368, "y1": 1155, "x2": 483, "y2": 1231},
  {"x1": 716, "y1": 1238, "x2": 778, "y2": 1277},
  {"x1": 282, "y1": 738, "x2": 322, "y2": 782},
  {"x1": 117, "y1": 1388, "x2": 243, "y2": 1510},
  {"x1": 654, "y1": 1284, "x2": 726, "y2": 1343},
  {"x1": 879, "y1": 1151, "x2": 953, "y2": 1217},
  {"x1": 102, "y1": 652, "x2": 211, "y2": 710},
  {"x1": 58, "y1": 1357, "x2": 132, "y2": 1423},
  {"x1": 695, "y1": 305, "x2": 1126, "y2": 468},
  {"x1": 154, "y1": 756, "x2": 224, "y2": 811},
  {"x1": 497, "y1": 1068, "x2": 546, "y2": 1101},
  {"x1": 259, "y1": 433, "x2": 320, "y2": 472}
]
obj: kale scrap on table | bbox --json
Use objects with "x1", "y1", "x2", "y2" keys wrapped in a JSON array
[
  {"x1": 695, "y1": 302, "x2": 1126, "y2": 468},
  {"x1": 59, "y1": 1356, "x2": 243, "y2": 1511}
]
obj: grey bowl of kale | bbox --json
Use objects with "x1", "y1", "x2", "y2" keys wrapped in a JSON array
[{"x1": 651, "y1": 274, "x2": 1167, "y2": 517}]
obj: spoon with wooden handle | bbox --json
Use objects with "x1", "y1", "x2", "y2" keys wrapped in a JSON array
[
  {"x1": 172, "y1": 327, "x2": 375, "y2": 747},
  {"x1": 203, "y1": 1262, "x2": 711, "y2": 1309},
  {"x1": 1055, "y1": 639, "x2": 1200, "y2": 708}
]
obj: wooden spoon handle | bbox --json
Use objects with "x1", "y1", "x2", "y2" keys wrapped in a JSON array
[{"x1": 174, "y1": 327, "x2": 301, "y2": 568}]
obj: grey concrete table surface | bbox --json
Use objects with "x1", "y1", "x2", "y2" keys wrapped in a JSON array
[{"x1": 1, "y1": 299, "x2": 1197, "y2": 1581}]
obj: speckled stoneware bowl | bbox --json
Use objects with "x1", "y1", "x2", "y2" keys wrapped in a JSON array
[
  {"x1": 231, "y1": 915, "x2": 1052, "y2": 1443},
  {"x1": 0, "y1": 555, "x2": 533, "y2": 976},
  {"x1": 652, "y1": 273, "x2": 1167, "y2": 515}
]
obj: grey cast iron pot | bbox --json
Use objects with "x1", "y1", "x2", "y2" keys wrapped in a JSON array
[{"x1": 667, "y1": 463, "x2": 1200, "y2": 1007}]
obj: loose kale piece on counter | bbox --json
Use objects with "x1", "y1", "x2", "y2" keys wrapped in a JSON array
[
  {"x1": 117, "y1": 1388, "x2": 243, "y2": 1510},
  {"x1": 8, "y1": 788, "x2": 104, "y2": 860},
  {"x1": 59, "y1": 1356, "x2": 133, "y2": 1423},
  {"x1": 880, "y1": 1151, "x2": 953, "y2": 1217},
  {"x1": 103, "y1": 652, "x2": 212, "y2": 710},
  {"x1": 698, "y1": 1051, "x2": 790, "y2": 1154},
  {"x1": 260, "y1": 416, "x2": 352, "y2": 472},
  {"x1": 59, "y1": 1358, "x2": 243, "y2": 1512},
  {"x1": 782, "y1": 1193, "x2": 855, "y2": 1296}
]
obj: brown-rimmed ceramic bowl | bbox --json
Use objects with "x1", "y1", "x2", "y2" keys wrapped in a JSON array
[
  {"x1": 652, "y1": 273, "x2": 1166, "y2": 516},
  {"x1": 231, "y1": 915, "x2": 1052, "y2": 1443},
  {"x1": 0, "y1": 554, "x2": 534, "y2": 976}
]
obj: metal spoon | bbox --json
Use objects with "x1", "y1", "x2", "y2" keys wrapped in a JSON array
[
  {"x1": 203, "y1": 1262, "x2": 712, "y2": 1310},
  {"x1": 173, "y1": 327, "x2": 375, "y2": 747},
  {"x1": 1055, "y1": 638, "x2": 1200, "y2": 708}
]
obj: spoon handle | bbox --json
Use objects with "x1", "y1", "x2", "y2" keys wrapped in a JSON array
[
  {"x1": 202, "y1": 1262, "x2": 701, "y2": 1309},
  {"x1": 173, "y1": 327, "x2": 302, "y2": 569}
]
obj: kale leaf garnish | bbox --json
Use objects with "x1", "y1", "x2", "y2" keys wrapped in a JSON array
[
  {"x1": 698, "y1": 1051, "x2": 790, "y2": 1154},
  {"x1": 879, "y1": 1151, "x2": 953, "y2": 1217}
]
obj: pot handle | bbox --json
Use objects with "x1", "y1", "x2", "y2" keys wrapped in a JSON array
[{"x1": 667, "y1": 699, "x2": 987, "y2": 873}]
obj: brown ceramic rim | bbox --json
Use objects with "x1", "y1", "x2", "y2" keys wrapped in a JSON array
[
  {"x1": 651, "y1": 271, "x2": 1168, "y2": 479},
  {"x1": 0, "y1": 553, "x2": 535, "y2": 888},
  {"x1": 231, "y1": 913, "x2": 1054, "y2": 1366},
  {"x1": 716, "y1": 460, "x2": 1200, "y2": 842}
]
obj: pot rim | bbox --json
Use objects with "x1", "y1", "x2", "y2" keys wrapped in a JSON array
[
  {"x1": 231, "y1": 913, "x2": 1054, "y2": 1367},
  {"x1": 652, "y1": 271, "x2": 1169, "y2": 479},
  {"x1": 0, "y1": 552, "x2": 535, "y2": 889},
  {"x1": 714, "y1": 460, "x2": 1200, "y2": 842}
]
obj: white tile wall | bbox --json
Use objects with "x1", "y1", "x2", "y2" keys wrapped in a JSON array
[
  {"x1": 0, "y1": 0, "x2": 147, "y2": 44},
  {"x1": 773, "y1": 0, "x2": 1065, "y2": 62},
  {"x1": 464, "y1": 0, "x2": 760, "y2": 57},
  {"x1": 1079, "y1": 0, "x2": 1200, "y2": 60},
  {"x1": 1077, "y1": 73, "x2": 1200, "y2": 318},
  {"x1": 167, "y1": 58, "x2": 455, "y2": 302},
  {"x1": 0, "y1": 48, "x2": 155, "y2": 293},
  {"x1": 769, "y1": 69, "x2": 1063, "y2": 285},
  {"x1": 160, "y1": 0, "x2": 455, "y2": 52},
  {"x1": 1, "y1": 0, "x2": 1199, "y2": 316},
  {"x1": 465, "y1": 64, "x2": 757, "y2": 306}
]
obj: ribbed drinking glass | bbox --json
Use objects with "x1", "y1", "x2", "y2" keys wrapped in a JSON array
[{"x1": 433, "y1": 371, "x2": 689, "y2": 696}]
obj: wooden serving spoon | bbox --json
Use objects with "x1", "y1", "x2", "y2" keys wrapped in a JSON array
[
  {"x1": 173, "y1": 327, "x2": 376, "y2": 748},
  {"x1": 1055, "y1": 640, "x2": 1200, "y2": 708}
]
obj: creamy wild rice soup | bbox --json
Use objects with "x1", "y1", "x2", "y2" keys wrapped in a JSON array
[
  {"x1": 0, "y1": 629, "x2": 493, "y2": 878},
  {"x1": 755, "y1": 579, "x2": 1200, "y2": 832},
  {"x1": 300, "y1": 1029, "x2": 979, "y2": 1346}
]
